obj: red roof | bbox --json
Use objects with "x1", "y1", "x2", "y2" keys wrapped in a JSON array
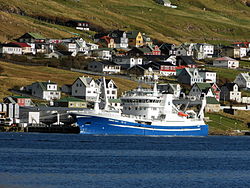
[
  {"x1": 215, "y1": 57, "x2": 236, "y2": 61},
  {"x1": 10, "y1": 42, "x2": 31, "y2": 48},
  {"x1": 232, "y1": 42, "x2": 250, "y2": 48},
  {"x1": 100, "y1": 36, "x2": 113, "y2": 43}
]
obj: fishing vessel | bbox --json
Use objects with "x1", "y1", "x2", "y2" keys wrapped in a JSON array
[{"x1": 75, "y1": 78, "x2": 208, "y2": 136}]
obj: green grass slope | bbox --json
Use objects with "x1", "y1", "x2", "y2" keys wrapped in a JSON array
[{"x1": 0, "y1": 0, "x2": 249, "y2": 43}]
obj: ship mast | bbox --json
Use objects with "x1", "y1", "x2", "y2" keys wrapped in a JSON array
[{"x1": 102, "y1": 77, "x2": 109, "y2": 111}]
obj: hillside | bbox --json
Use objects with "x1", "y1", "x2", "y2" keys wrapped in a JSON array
[
  {"x1": 0, "y1": 61, "x2": 139, "y2": 100},
  {"x1": 0, "y1": 0, "x2": 249, "y2": 44}
]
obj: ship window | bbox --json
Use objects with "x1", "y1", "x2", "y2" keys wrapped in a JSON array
[{"x1": 135, "y1": 107, "x2": 138, "y2": 110}]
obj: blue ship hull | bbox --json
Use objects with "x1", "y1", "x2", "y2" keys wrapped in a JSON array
[{"x1": 77, "y1": 115, "x2": 208, "y2": 136}]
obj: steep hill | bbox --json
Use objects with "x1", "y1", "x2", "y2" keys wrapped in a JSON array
[{"x1": 0, "y1": 0, "x2": 249, "y2": 44}]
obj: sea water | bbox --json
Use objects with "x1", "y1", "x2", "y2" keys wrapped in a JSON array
[{"x1": 0, "y1": 133, "x2": 250, "y2": 188}]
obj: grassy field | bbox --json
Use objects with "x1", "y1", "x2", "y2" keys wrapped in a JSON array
[
  {"x1": 0, "y1": 0, "x2": 249, "y2": 44},
  {"x1": 205, "y1": 111, "x2": 250, "y2": 135},
  {"x1": 0, "y1": 61, "x2": 140, "y2": 100}
]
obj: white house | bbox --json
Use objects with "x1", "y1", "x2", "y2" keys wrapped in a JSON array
[
  {"x1": 213, "y1": 57, "x2": 239, "y2": 69},
  {"x1": 234, "y1": 73, "x2": 250, "y2": 90},
  {"x1": 193, "y1": 43, "x2": 214, "y2": 60},
  {"x1": 0, "y1": 43, "x2": 22, "y2": 55},
  {"x1": 97, "y1": 78, "x2": 118, "y2": 100},
  {"x1": 9, "y1": 42, "x2": 32, "y2": 54},
  {"x1": 240, "y1": 47, "x2": 247, "y2": 58},
  {"x1": 165, "y1": 55, "x2": 176, "y2": 65},
  {"x1": 199, "y1": 70, "x2": 217, "y2": 83},
  {"x1": 71, "y1": 76, "x2": 99, "y2": 102},
  {"x1": 25, "y1": 81, "x2": 61, "y2": 101},
  {"x1": 113, "y1": 56, "x2": 143, "y2": 69},
  {"x1": 92, "y1": 48, "x2": 113, "y2": 60},
  {"x1": 62, "y1": 38, "x2": 88, "y2": 54},
  {"x1": 108, "y1": 30, "x2": 129, "y2": 49},
  {"x1": 155, "y1": 0, "x2": 177, "y2": 8},
  {"x1": 108, "y1": 99, "x2": 122, "y2": 111},
  {"x1": 86, "y1": 43, "x2": 99, "y2": 51},
  {"x1": 220, "y1": 83, "x2": 241, "y2": 103},
  {"x1": 46, "y1": 51, "x2": 75, "y2": 59},
  {"x1": 177, "y1": 68, "x2": 204, "y2": 85},
  {"x1": 175, "y1": 43, "x2": 194, "y2": 57},
  {"x1": 88, "y1": 61, "x2": 121, "y2": 74},
  {"x1": 188, "y1": 83, "x2": 215, "y2": 100}
]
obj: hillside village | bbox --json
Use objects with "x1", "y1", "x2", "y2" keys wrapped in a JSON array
[{"x1": 0, "y1": 22, "x2": 250, "y2": 133}]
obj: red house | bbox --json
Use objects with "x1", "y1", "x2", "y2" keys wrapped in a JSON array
[
  {"x1": 4, "y1": 96, "x2": 32, "y2": 107},
  {"x1": 150, "y1": 45, "x2": 161, "y2": 55},
  {"x1": 210, "y1": 83, "x2": 221, "y2": 101}
]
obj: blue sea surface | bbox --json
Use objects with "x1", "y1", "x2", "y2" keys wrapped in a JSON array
[{"x1": 0, "y1": 133, "x2": 250, "y2": 188}]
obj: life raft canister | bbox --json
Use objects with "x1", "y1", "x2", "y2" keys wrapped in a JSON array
[{"x1": 178, "y1": 112, "x2": 188, "y2": 117}]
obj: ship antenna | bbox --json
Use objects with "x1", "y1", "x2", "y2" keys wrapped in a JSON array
[
  {"x1": 137, "y1": 77, "x2": 143, "y2": 90},
  {"x1": 153, "y1": 82, "x2": 158, "y2": 96},
  {"x1": 102, "y1": 77, "x2": 109, "y2": 110}
]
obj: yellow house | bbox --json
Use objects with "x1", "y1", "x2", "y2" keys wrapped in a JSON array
[{"x1": 126, "y1": 31, "x2": 144, "y2": 47}]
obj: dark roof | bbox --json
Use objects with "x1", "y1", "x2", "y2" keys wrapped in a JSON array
[
  {"x1": 222, "y1": 83, "x2": 237, "y2": 91},
  {"x1": 160, "y1": 43, "x2": 174, "y2": 50},
  {"x1": 129, "y1": 63, "x2": 159, "y2": 71},
  {"x1": 137, "y1": 47, "x2": 151, "y2": 54},
  {"x1": 152, "y1": 61, "x2": 175, "y2": 66},
  {"x1": 109, "y1": 30, "x2": 125, "y2": 38},
  {"x1": 195, "y1": 83, "x2": 212, "y2": 93},
  {"x1": 1, "y1": 43, "x2": 21, "y2": 47},
  {"x1": 57, "y1": 51, "x2": 73, "y2": 56},
  {"x1": 206, "y1": 97, "x2": 220, "y2": 104},
  {"x1": 98, "y1": 60, "x2": 119, "y2": 66},
  {"x1": 143, "y1": 55, "x2": 170, "y2": 61},
  {"x1": 11, "y1": 96, "x2": 31, "y2": 99},
  {"x1": 55, "y1": 97, "x2": 86, "y2": 103},
  {"x1": 27, "y1": 32, "x2": 45, "y2": 39},
  {"x1": 126, "y1": 31, "x2": 140, "y2": 39},
  {"x1": 94, "y1": 33, "x2": 109, "y2": 39},
  {"x1": 176, "y1": 56, "x2": 197, "y2": 65}
]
